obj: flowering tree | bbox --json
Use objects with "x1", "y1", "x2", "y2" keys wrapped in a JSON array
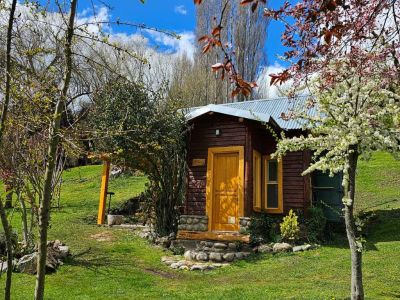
[{"x1": 195, "y1": 0, "x2": 400, "y2": 299}]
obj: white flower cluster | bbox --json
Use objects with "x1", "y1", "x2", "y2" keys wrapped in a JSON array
[{"x1": 274, "y1": 75, "x2": 400, "y2": 177}]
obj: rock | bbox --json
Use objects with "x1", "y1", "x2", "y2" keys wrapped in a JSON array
[
  {"x1": 239, "y1": 227, "x2": 247, "y2": 234},
  {"x1": 212, "y1": 248, "x2": 225, "y2": 253},
  {"x1": 161, "y1": 256, "x2": 170, "y2": 263},
  {"x1": 184, "y1": 250, "x2": 196, "y2": 261},
  {"x1": 206, "y1": 265, "x2": 216, "y2": 270},
  {"x1": 205, "y1": 242, "x2": 214, "y2": 248},
  {"x1": 179, "y1": 265, "x2": 189, "y2": 271},
  {"x1": 209, "y1": 252, "x2": 222, "y2": 262},
  {"x1": 190, "y1": 264, "x2": 207, "y2": 271},
  {"x1": 168, "y1": 232, "x2": 176, "y2": 240},
  {"x1": 58, "y1": 246, "x2": 70, "y2": 258},
  {"x1": 258, "y1": 244, "x2": 273, "y2": 253},
  {"x1": 203, "y1": 247, "x2": 212, "y2": 252},
  {"x1": 170, "y1": 262, "x2": 180, "y2": 269},
  {"x1": 0, "y1": 260, "x2": 16, "y2": 272},
  {"x1": 293, "y1": 244, "x2": 312, "y2": 252},
  {"x1": 242, "y1": 252, "x2": 251, "y2": 257},
  {"x1": 228, "y1": 243, "x2": 237, "y2": 250},
  {"x1": 235, "y1": 252, "x2": 244, "y2": 259},
  {"x1": 16, "y1": 253, "x2": 38, "y2": 274},
  {"x1": 222, "y1": 253, "x2": 235, "y2": 262},
  {"x1": 107, "y1": 214, "x2": 124, "y2": 226},
  {"x1": 196, "y1": 252, "x2": 208, "y2": 261},
  {"x1": 273, "y1": 243, "x2": 292, "y2": 253},
  {"x1": 53, "y1": 240, "x2": 63, "y2": 248},
  {"x1": 213, "y1": 243, "x2": 227, "y2": 249},
  {"x1": 158, "y1": 237, "x2": 171, "y2": 248},
  {"x1": 46, "y1": 247, "x2": 61, "y2": 271},
  {"x1": 186, "y1": 218, "x2": 192, "y2": 224}
]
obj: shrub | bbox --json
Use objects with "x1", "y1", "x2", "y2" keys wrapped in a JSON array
[
  {"x1": 248, "y1": 214, "x2": 281, "y2": 245},
  {"x1": 88, "y1": 81, "x2": 187, "y2": 235},
  {"x1": 305, "y1": 206, "x2": 327, "y2": 243},
  {"x1": 280, "y1": 209, "x2": 300, "y2": 242}
]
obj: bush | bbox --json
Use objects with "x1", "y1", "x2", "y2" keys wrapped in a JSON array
[
  {"x1": 305, "y1": 206, "x2": 327, "y2": 243},
  {"x1": 280, "y1": 209, "x2": 300, "y2": 242},
  {"x1": 248, "y1": 214, "x2": 281, "y2": 245},
  {"x1": 88, "y1": 81, "x2": 187, "y2": 236}
]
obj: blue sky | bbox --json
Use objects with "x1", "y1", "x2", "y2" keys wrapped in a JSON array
[{"x1": 74, "y1": 0, "x2": 288, "y2": 68}]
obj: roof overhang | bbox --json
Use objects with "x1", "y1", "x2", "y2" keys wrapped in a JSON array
[{"x1": 186, "y1": 104, "x2": 272, "y2": 124}]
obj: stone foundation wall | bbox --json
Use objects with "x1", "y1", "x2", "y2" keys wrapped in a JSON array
[
  {"x1": 178, "y1": 215, "x2": 208, "y2": 231},
  {"x1": 239, "y1": 217, "x2": 251, "y2": 234}
]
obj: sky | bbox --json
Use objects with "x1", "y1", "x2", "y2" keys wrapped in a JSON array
[{"x1": 73, "y1": 0, "x2": 289, "y2": 68}]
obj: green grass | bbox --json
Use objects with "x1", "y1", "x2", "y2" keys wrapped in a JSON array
[{"x1": 1, "y1": 152, "x2": 400, "y2": 299}]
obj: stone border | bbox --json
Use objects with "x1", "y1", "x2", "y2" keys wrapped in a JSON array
[
  {"x1": 239, "y1": 217, "x2": 251, "y2": 234},
  {"x1": 178, "y1": 215, "x2": 208, "y2": 231}
]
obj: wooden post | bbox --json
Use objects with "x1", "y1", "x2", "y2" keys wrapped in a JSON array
[{"x1": 97, "y1": 160, "x2": 110, "y2": 225}]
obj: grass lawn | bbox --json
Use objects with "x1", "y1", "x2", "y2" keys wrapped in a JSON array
[{"x1": 1, "y1": 152, "x2": 400, "y2": 299}]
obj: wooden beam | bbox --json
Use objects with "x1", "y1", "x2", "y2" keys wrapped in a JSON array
[
  {"x1": 176, "y1": 230, "x2": 250, "y2": 243},
  {"x1": 97, "y1": 160, "x2": 111, "y2": 225}
]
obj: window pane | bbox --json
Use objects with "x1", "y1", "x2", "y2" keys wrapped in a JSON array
[
  {"x1": 268, "y1": 160, "x2": 278, "y2": 182},
  {"x1": 267, "y1": 184, "x2": 278, "y2": 208}
]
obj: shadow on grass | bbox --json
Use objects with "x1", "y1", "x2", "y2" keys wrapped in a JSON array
[
  {"x1": 324, "y1": 208, "x2": 400, "y2": 251},
  {"x1": 364, "y1": 208, "x2": 400, "y2": 244},
  {"x1": 64, "y1": 248, "x2": 129, "y2": 274}
]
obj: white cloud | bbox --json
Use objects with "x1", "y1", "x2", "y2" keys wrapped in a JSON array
[
  {"x1": 257, "y1": 63, "x2": 289, "y2": 99},
  {"x1": 143, "y1": 30, "x2": 196, "y2": 60},
  {"x1": 76, "y1": 6, "x2": 110, "y2": 34},
  {"x1": 174, "y1": 5, "x2": 187, "y2": 15}
]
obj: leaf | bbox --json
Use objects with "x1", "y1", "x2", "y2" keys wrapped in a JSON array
[
  {"x1": 240, "y1": 0, "x2": 254, "y2": 6},
  {"x1": 212, "y1": 26, "x2": 222, "y2": 37},
  {"x1": 232, "y1": 87, "x2": 241, "y2": 98},
  {"x1": 202, "y1": 42, "x2": 211, "y2": 54},
  {"x1": 194, "y1": 0, "x2": 203, "y2": 4},
  {"x1": 249, "y1": 82, "x2": 258, "y2": 88},
  {"x1": 139, "y1": 0, "x2": 145, "y2": 3},
  {"x1": 241, "y1": 86, "x2": 252, "y2": 96},
  {"x1": 198, "y1": 35, "x2": 209, "y2": 42},
  {"x1": 211, "y1": 63, "x2": 224, "y2": 71}
]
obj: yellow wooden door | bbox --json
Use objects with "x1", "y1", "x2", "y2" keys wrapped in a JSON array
[{"x1": 212, "y1": 152, "x2": 239, "y2": 231}]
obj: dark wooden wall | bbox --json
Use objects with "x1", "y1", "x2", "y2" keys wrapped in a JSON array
[
  {"x1": 185, "y1": 113, "x2": 311, "y2": 217},
  {"x1": 248, "y1": 124, "x2": 311, "y2": 214},
  {"x1": 186, "y1": 114, "x2": 248, "y2": 215}
]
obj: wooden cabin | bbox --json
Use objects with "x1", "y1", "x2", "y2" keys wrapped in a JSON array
[{"x1": 177, "y1": 98, "x2": 313, "y2": 242}]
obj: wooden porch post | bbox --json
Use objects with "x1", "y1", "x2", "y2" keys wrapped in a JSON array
[{"x1": 97, "y1": 159, "x2": 110, "y2": 225}]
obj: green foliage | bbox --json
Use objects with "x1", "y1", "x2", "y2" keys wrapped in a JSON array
[
  {"x1": 280, "y1": 209, "x2": 300, "y2": 242},
  {"x1": 305, "y1": 206, "x2": 327, "y2": 243},
  {"x1": 1, "y1": 157, "x2": 400, "y2": 299},
  {"x1": 248, "y1": 214, "x2": 281, "y2": 245},
  {"x1": 88, "y1": 81, "x2": 187, "y2": 235}
]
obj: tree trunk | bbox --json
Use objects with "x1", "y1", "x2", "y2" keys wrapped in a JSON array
[
  {"x1": 18, "y1": 191, "x2": 29, "y2": 247},
  {"x1": 0, "y1": 199, "x2": 13, "y2": 300},
  {"x1": 343, "y1": 147, "x2": 364, "y2": 300},
  {"x1": 0, "y1": 1, "x2": 18, "y2": 299},
  {"x1": 4, "y1": 184, "x2": 13, "y2": 209},
  {"x1": 34, "y1": 1, "x2": 77, "y2": 299}
]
